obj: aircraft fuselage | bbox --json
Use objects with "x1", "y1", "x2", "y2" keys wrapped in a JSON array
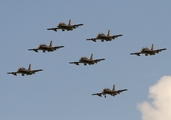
[
  {"x1": 38, "y1": 45, "x2": 55, "y2": 52},
  {"x1": 17, "y1": 68, "x2": 34, "y2": 75},
  {"x1": 101, "y1": 89, "x2": 117, "y2": 97},
  {"x1": 57, "y1": 23, "x2": 74, "y2": 31},
  {"x1": 141, "y1": 47, "x2": 156, "y2": 55},
  {"x1": 79, "y1": 58, "x2": 96, "y2": 65},
  {"x1": 97, "y1": 34, "x2": 112, "y2": 40}
]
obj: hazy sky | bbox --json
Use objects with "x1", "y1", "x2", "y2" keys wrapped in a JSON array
[{"x1": 0, "y1": 1, "x2": 171, "y2": 120}]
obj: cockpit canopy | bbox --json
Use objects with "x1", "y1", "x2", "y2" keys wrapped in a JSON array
[
  {"x1": 141, "y1": 47, "x2": 149, "y2": 51},
  {"x1": 18, "y1": 67, "x2": 26, "y2": 71},
  {"x1": 39, "y1": 44, "x2": 47, "y2": 47},
  {"x1": 79, "y1": 56, "x2": 88, "y2": 61},
  {"x1": 97, "y1": 33, "x2": 105, "y2": 37},
  {"x1": 104, "y1": 88, "x2": 110, "y2": 90},
  {"x1": 58, "y1": 22, "x2": 66, "y2": 26}
]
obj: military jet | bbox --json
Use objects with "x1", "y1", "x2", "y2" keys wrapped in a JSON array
[
  {"x1": 92, "y1": 84, "x2": 127, "y2": 98},
  {"x1": 7, "y1": 64, "x2": 43, "y2": 76},
  {"x1": 69, "y1": 54, "x2": 105, "y2": 66},
  {"x1": 86, "y1": 30, "x2": 123, "y2": 42},
  {"x1": 28, "y1": 41, "x2": 64, "y2": 53},
  {"x1": 47, "y1": 19, "x2": 83, "y2": 32},
  {"x1": 130, "y1": 44, "x2": 166, "y2": 56}
]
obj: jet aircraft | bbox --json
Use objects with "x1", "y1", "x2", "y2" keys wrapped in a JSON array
[
  {"x1": 130, "y1": 44, "x2": 166, "y2": 56},
  {"x1": 7, "y1": 64, "x2": 43, "y2": 76},
  {"x1": 69, "y1": 54, "x2": 105, "y2": 66},
  {"x1": 92, "y1": 84, "x2": 127, "y2": 98},
  {"x1": 86, "y1": 30, "x2": 122, "y2": 42},
  {"x1": 28, "y1": 41, "x2": 64, "y2": 53},
  {"x1": 47, "y1": 19, "x2": 83, "y2": 32}
]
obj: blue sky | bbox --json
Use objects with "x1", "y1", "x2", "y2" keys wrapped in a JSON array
[{"x1": 0, "y1": 1, "x2": 171, "y2": 120}]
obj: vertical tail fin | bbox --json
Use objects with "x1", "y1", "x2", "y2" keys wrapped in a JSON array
[
  {"x1": 49, "y1": 40, "x2": 52, "y2": 47},
  {"x1": 107, "y1": 30, "x2": 110, "y2": 36},
  {"x1": 112, "y1": 84, "x2": 115, "y2": 91},
  {"x1": 151, "y1": 44, "x2": 154, "y2": 50},
  {"x1": 90, "y1": 54, "x2": 93, "y2": 60},
  {"x1": 28, "y1": 64, "x2": 31, "y2": 70},
  {"x1": 68, "y1": 19, "x2": 71, "y2": 26}
]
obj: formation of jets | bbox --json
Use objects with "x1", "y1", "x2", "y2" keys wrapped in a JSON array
[
  {"x1": 92, "y1": 84, "x2": 127, "y2": 98},
  {"x1": 130, "y1": 44, "x2": 166, "y2": 56},
  {"x1": 69, "y1": 54, "x2": 105, "y2": 66},
  {"x1": 28, "y1": 41, "x2": 64, "y2": 53},
  {"x1": 7, "y1": 64, "x2": 43, "y2": 76},
  {"x1": 7, "y1": 19, "x2": 168, "y2": 99}
]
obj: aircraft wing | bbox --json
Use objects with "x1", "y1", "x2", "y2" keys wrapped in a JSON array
[
  {"x1": 86, "y1": 38, "x2": 97, "y2": 42},
  {"x1": 69, "y1": 61, "x2": 80, "y2": 65},
  {"x1": 154, "y1": 48, "x2": 167, "y2": 53},
  {"x1": 94, "y1": 58, "x2": 105, "y2": 62},
  {"x1": 116, "y1": 89, "x2": 128, "y2": 94},
  {"x1": 73, "y1": 24, "x2": 83, "y2": 28},
  {"x1": 32, "y1": 69, "x2": 43, "y2": 73},
  {"x1": 54, "y1": 46, "x2": 64, "y2": 50},
  {"x1": 112, "y1": 34, "x2": 123, "y2": 39},
  {"x1": 130, "y1": 52, "x2": 142, "y2": 56},
  {"x1": 47, "y1": 27, "x2": 59, "y2": 32},
  {"x1": 28, "y1": 48, "x2": 39, "y2": 52},
  {"x1": 92, "y1": 93, "x2": 103, "y2": 97},
  {"x1": 7, "y1": 72, "x2": 17, "y2": 76}
]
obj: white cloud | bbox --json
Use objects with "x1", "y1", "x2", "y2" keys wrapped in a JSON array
[{"x1": 138, "y1": 76, "x2": 171, "y2": 120}]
